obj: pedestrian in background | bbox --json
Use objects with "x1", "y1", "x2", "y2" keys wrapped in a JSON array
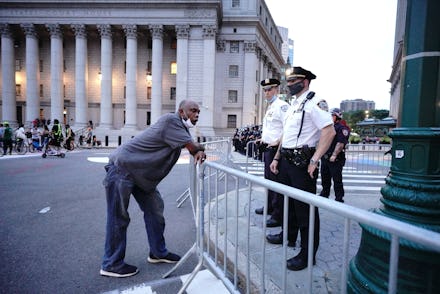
[
  {"x1": 64, "y1": 124, "x2": 74, "y2": 150},
  {"x1": 2, "y1": 122, "x2": 13, "y2": 155},
  {"x1": 255, "y1": 78, "x2": 290, "y2": 232},
  {"x1": 100, "y1": 99, "x2": 207, "y2": 278},
  {"x1": 270, "y1": 66, "x2": 335, "y2": 271},
  {"x1": 319, "y1": 108, "x2": 350, "y2": 202}
]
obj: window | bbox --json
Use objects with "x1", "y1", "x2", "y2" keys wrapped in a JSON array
[
  {"x1": 232, "y1": 0, "x2": 240, "y2": 8},
  {"x1": 39, "y1": 84, "x2": 44, "y2": 97},
  {"x1": 124, "y1": 86, "x2": 126, "y2": 99},
  {"x1": 15, "y1": 59, "x2": 22, "y2": 71},
  {"x1": 171, "y1": 62, "x2": 177, "y2": 74},
  {"x1": 227, "y1": 115, "x2": 237, "y2": 128},
  {"x1": 63, "y1": 84, "x2": 66, "y2": 98},
  {"x1": 16, "y1": 84, "x2": 21, "y2": 96},
  {"x1": 230, "y1": 41, "x2": 239, "y2": 53},
  {"x1": 228, "y1": 90, "x2": 238, "y2": 103},
  {"x1": 40, "y1": 60, "x2": 43, "y2": 72},
  {"x1": 63, "y1": 60, "x2": 66, "y2": 72},
  {"x1": 229, "y1": 65, "x2": 239, "y2": 78},
  {"x1": 171, "y1": 38, "x2": 177, "y2": 49},
  {"x1": 147, "y1": 87, "x2": 152, "y2": 99},
  {"x1": 124, "y1": 61, "x2": 126, "y2": 74},
  {"x1": 146, "y1": 111, "x2": 151, "y2": 125},
  {"x1": 170, "y1": 87, "x2": 176, "y2": 100}
]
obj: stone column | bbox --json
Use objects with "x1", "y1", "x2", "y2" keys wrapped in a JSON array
[
  {"x1": 257, "y1": 48, "x2": 265, "y2": 123},
  {"x1": 21, "y1": 24, "x2": 39, "y2": 126},
  {"x1": 46, "y1": 24, "x2": 64, "y2": 123},
  {"x1": 199, "y1": 25, "x2": 216, "y2": 136},
  {"x1": 71, "y1": 24, "x2": 88, "y2": 128},
  {"x1": 175, "y1": 25, "x2": 189, "y2": 111},
  {"x1": 123, "y1": 24, "x2": 137, "y2": 129},
  {"x1": 0, "y1": 24, "x2": 17, "y2": 125},
  {"x1": 149, "y1": 25, "x2": 163, "y2": 124},
  {"x1": 243, "y1": 41, "x2": 257, "y2": 125},
  {"x1": 97, "y1": 24, "x2": 113, "y2": 130}
]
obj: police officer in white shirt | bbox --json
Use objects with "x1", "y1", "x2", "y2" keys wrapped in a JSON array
[
  {"x1": 255, "y1": 79, "x2": 294, "y2": 231},
  {"x1": 270, "y1": 66, "x2": 335, "y2": 271}
]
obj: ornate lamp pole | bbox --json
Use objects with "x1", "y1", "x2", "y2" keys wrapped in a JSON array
[{"x1": 348, "y1": 0, "x2": 440, "y2": 292}]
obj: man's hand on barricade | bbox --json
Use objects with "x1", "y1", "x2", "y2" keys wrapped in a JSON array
[{"x1": 194, "y1": 151, "x2": 207, "y2": 165}]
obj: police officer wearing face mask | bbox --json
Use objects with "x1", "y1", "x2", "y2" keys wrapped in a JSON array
[
  {"x1": 319, "y1": 108, "x2": 350, "y2": 202},
  {"x1": 255, "y1": 78, "x2": 291, "y2": 229},
  {"x1": 270, "y1": 66, "x2": 335, "y2": 271}
]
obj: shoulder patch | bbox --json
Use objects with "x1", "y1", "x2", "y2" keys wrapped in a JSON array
[
  {"x1": 342, "y1": 129, "x2": 350, "y2": 137},
  {"x1": 281, "y1": 105, "x2": 289, "y2": 112},
  {"x1": 317, "y1": 99, "x2": 328, "y2": 111}
]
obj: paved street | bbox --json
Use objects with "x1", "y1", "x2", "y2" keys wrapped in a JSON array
[
  {"x1": 0, "y1": 149, "x2": 200, "y2": 294},
  {"x1": 0, "y1": 148, "x2": 388, "y2": 293}
]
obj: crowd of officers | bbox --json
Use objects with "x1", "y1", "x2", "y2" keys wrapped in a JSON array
[{"x1": 233, "y1": 67, "x2": 350, "y2": 272}]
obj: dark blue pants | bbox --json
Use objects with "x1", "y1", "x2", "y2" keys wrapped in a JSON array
[
  {"x1": 320, "y1": 158, "x2": 345, "y2": 201},
  {"x1": 101, "y1": 163, "x2": 168, "y2": 271}
]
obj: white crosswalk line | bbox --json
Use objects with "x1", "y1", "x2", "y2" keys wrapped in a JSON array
[{"x1": 233, "y1": 156, "x2": 386, "y2": 194}]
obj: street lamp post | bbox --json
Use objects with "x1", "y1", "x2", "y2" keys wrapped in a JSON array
[{"x1": 348, "y1": 1, "x2": 440, "y2": 292}]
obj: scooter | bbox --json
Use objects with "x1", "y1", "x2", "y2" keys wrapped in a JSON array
[{"x1": 41, "y1": 138, "x2": 65, "y2": 158}]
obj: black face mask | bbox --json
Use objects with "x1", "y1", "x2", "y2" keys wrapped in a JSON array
[{"x1": 288, "y1": 81, "x2": 305, "y2": 96}]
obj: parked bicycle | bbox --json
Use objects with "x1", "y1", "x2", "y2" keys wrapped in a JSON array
[{"x1": 13, "y1": 138, "x2": 28, "y2": 155}]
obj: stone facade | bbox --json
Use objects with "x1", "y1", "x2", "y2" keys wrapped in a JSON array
[{"x1": 0, "y1": 0, "x2": 284, "y2": 137}]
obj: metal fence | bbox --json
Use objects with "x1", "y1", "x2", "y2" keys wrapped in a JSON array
[
  {"x1": 170, "y1": 145, "x2": 440, "y2": 293},
  {"x1": 244, "y1": 141, "x2": 392, "y2": 176}
]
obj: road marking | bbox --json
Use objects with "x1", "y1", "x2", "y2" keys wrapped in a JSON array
[
  {"x1": 39, "y1": 207, "x2": 51, "y2": 214},
  {"x1": 104, "y1": 270, "x2": 228, "y2": 294},
  {"x1": 181, "y1": 270, "x2": 229, "y2": 293},
  {"x1": 87, "y1": 157, "x2": 109, "y2": 163}
]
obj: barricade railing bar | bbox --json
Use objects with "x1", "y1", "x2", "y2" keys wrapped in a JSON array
[
  {"x1": 175, "y1": 139, "x2": 231, "y2": 214},
  {"x1": 176, "y1": 160, "x2": 440, "y2": 294},
  {"x1": 244, "y1": 141, "x2": 392, "y2": 175}
]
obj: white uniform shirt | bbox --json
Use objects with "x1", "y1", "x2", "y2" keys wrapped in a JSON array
[
  {"x1": 282, "y1": 90, "x2": 333, "y2": 148},
  {"x1": 261, "y1": 97, "x2": 290, "y2": 145}
]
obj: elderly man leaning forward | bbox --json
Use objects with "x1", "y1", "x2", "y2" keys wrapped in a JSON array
[{"x1": 101, "y1": 99, "x2": 207, "y2": 278}]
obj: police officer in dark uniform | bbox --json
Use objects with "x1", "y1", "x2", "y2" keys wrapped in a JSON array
[
  {"x1": 319, "y1": 108, "x2": 350, "y2": 202},
  {"x1": 270, "y1": 66, "x2": 335, "y2": 271},
  {"x1": 255, "y1": 78, "x2": 290, "y2": 228}
]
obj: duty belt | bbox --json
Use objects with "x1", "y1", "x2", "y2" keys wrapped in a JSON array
[{"x1": 280, "y1": 145, "x2": 316, "y2": 168}]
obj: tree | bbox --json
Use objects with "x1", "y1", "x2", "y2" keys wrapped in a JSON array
[
  {"x1": 369, "y1": 110, "x2": 389, "y2": 120},
  {"x1": 343, "y1": 110, "x2": 364, "y2": 132}
]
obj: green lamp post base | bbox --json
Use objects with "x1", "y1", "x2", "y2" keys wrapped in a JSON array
[{"x1": 347, "y1": 128, "x2": 440, "y2": 293}]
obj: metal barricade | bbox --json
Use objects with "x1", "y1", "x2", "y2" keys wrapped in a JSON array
[
  {"x1": 344, "y1": 143, "x2": 392, "y2": 174},
  {"x1": 173, "y1": 160, "x2": 440, "y2": 293},
  {"x1": 243, "y1": 142, "x2": 392, "y2": 176},
  {"x1": 176, "y1": 139, "x2": 232, "y2": 217}
]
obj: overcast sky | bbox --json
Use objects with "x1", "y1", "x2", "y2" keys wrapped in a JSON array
[{"x1": 265, "y1": 0, "x2": 398, "y2": 110}]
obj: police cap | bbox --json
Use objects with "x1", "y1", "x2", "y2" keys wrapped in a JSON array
[
  {"x1": 260, "y1": 78, "x2": 280, "y2": 90},
  {"x1": 286, "y1": 66, "x2": 316, "y2": 82},
  {"x1": 331, "y1": 108, "x2": 342, "y2": 119}
]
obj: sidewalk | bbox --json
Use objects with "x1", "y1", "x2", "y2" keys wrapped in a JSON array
[{"x1": 207, "y1": 151, "x2": 383, "y2": 293}]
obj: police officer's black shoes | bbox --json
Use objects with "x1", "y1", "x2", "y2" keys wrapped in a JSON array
[
  {"x1": 286, "y1": 253, "x2": 316, "y2": 271},
  {"x1": 266, "y1": 218, "x2": 281, "y2": 227},
  {"x1": 266, "y1": 233, "x2": 295, "y2": 247}
]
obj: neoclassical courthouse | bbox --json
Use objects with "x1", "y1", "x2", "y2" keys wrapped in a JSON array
[{"x1": 0, "y1": 0, "x2": 285, "y2": 138}]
